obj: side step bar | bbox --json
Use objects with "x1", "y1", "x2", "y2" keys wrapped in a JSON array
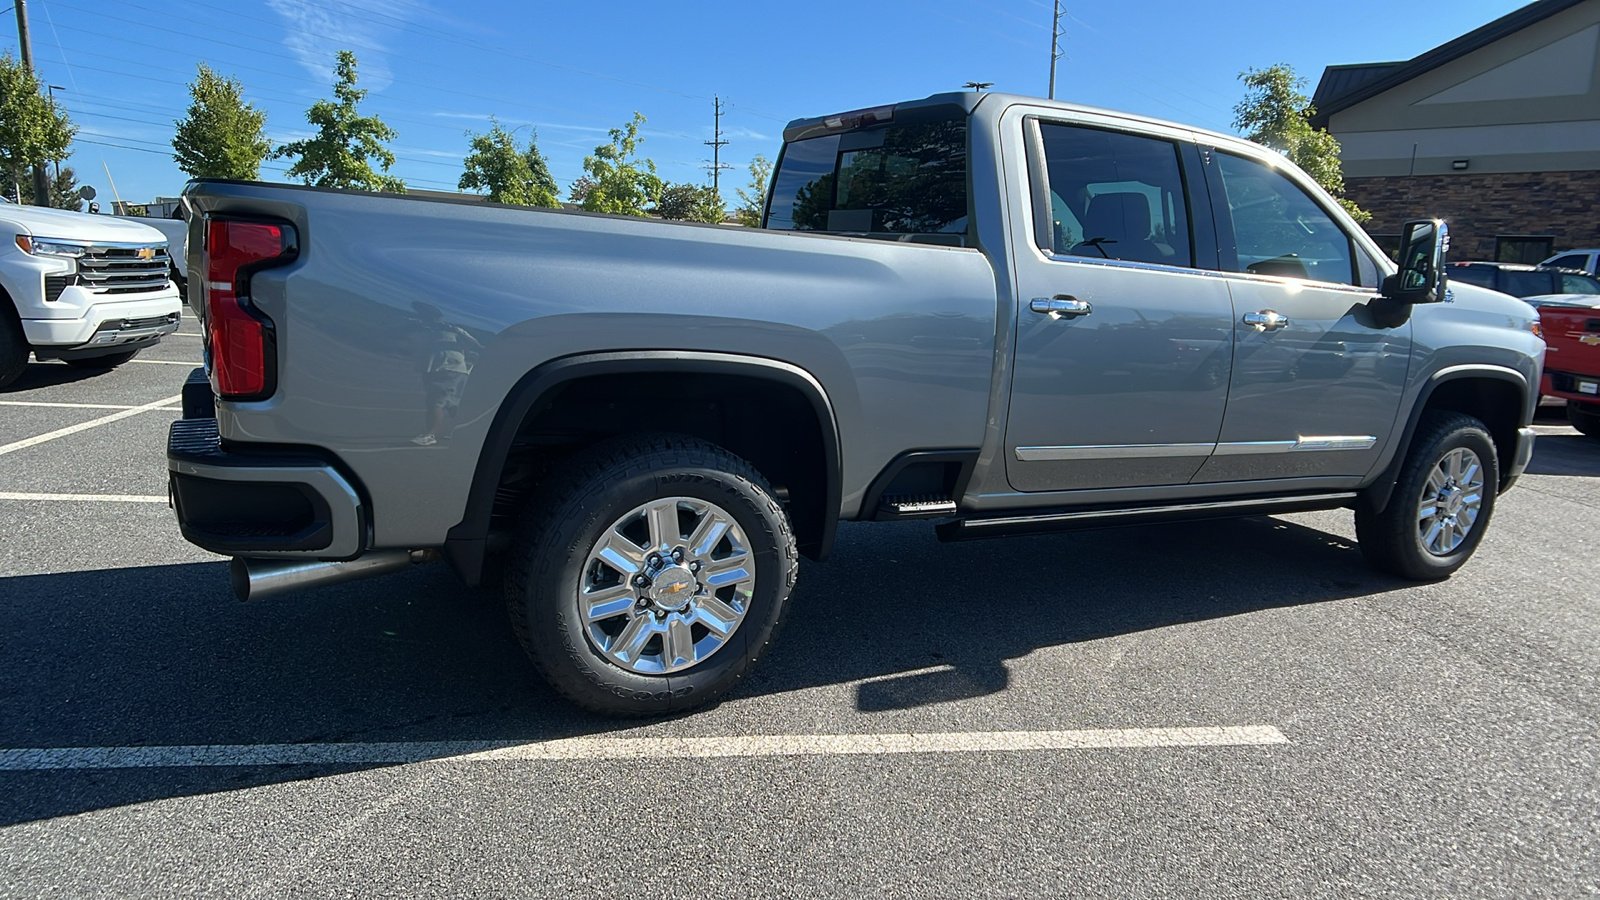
[{"x1": 935, "y1": 492, "x2": 1358, "y2": 542}]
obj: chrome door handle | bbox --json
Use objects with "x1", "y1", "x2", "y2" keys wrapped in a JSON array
[
  {"x1": 1243, "y1": 309, "x2": 1290, "y2": 331},
  {"x1": 1030, "y1": 296, "x2": 1092, "y2": 319}
]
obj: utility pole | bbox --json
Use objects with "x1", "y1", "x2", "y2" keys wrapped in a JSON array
[
  {"x1": 12, "y1": 0, "x2": 52, "y2": 207},
  {"x1": 1048, "y1": 0, "x2": 1065, "y2": 100},
  {"x1": 703, "y1": 96, "x2": 731, "y2": 195},
  {"x1": 963, "y1": 81, "x2": 993, "y2": 93},
  {"x1": 47, "y1": 85, "x2": 64, "y2": 183}
]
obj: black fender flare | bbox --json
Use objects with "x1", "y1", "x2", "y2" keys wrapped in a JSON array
[
  {"x1": 444, "y1": 350, "x2": 842, "y2": 584},
  {"x1": 1361, "y1": 363, "x2": 1530, "y2": 515}
]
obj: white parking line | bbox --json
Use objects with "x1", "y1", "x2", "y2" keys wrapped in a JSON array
[
  {"x1": 0, "y1": 491, "x2": 167, "y2": 503},
  {"x1": 0, "y1": 394, "x2": 181, "y2": 457},
  {"x1": 128, "y1": 359, "x2": 200, "y2": 366},
  {"x1": 0, "y1": 726, "x2": 1288, "y2": 770},
  {"x1": 0, "y1": 400, "x2": 180, "y2": 411}
]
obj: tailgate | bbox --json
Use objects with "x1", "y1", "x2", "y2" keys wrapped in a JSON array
[{"x1": 1542, "y1": 306, "x2": 1600, "y2": 395}]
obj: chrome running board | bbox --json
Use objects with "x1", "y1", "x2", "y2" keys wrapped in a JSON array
[{"x1": 935, "y1": 492, "x2": 1358, "y2": 542}]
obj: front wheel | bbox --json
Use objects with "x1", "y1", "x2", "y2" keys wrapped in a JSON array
[
  {"x1": 1568, "y1": 401, "x2": 1600, "y2": 438},
  {"x1": 62, "y1": 350, "x2": 139, "y2": 370},
  {"x1": 504, "y1": 434, "x2": 798, "y2": 716},
  {"x1": 1355, "y1": 411, "x2": 1499, "y2": 581}
]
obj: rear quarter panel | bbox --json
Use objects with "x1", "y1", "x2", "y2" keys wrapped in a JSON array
[{"x1": 185, "y1": 182, "x2": 999, "y2": 547}]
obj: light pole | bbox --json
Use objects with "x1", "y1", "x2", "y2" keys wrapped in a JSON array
[{"x1": 46, "y1": 85, "x2": 64, "y2": 184}]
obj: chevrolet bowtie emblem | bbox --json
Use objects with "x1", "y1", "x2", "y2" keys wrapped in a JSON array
[
  {"x1": 1580, "y1": 334, "x2": 1600, "y2": 346},
  {"x1": 136, "y1": 247, "x2": 155, "y2": 260},
  {"x1": 662, "y1": 581, "x2": 690, "y2": 594}
]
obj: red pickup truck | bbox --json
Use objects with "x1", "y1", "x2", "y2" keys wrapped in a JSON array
[{"x1": 1537, "y1": 299, "x2": 1600, "y2": 436}]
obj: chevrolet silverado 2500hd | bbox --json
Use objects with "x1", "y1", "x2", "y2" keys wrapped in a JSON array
[
  {"x1": 169, "y1": 92, "x2": 1544, "y2": 715},
  {"x1": 0, "y1": 199, "x2": 182, "y2": 388}
]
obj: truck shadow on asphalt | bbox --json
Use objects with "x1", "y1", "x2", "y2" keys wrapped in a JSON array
[
  {"x1": 2, "y1": 362, "x2": 110, "y2": 392},
  {"x1": 1524, "y1": 434, "x2": 1600, "y2": 476},
  {"x1": 0, "y1": 513, "x2": 1410, "y2": 825}
]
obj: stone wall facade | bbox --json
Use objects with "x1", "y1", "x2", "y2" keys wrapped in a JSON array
[{"x1": 1344, "y1": 170, "x2": 1600, "y2": 261}]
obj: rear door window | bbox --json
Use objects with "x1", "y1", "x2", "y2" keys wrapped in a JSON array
[
  {"x1": 765, "y1": 113, "x2": 968, "y2": 239},
  {"x1": 1035, "y1": 123, "x2": 1193, "y2": 267},
  {"x1": 1548, "y1": 254, "x2": 1590, "y2": 271},
  {"x1": 1501, "y1": 270, "x2": 1556, "y2": 297},
  {"x1": 1214, "y1": 152, "x2": 1355, "y2": 286}
]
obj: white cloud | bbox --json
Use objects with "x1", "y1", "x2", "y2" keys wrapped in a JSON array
[{"x1": 264, "y1": 0, "x2": 417, "y2": 92}]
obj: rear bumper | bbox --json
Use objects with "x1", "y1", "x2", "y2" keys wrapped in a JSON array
[
  {"x1": 167, "y1": 398, "x2": 367, "y2": 559},
  {"x1": 1541, "y1": 370, "x2": 1600, "y2": 405}
]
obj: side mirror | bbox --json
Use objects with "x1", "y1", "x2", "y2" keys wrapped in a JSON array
[{"x1": 1381, "y1": 218, "x2": 1450, "y2": 304}]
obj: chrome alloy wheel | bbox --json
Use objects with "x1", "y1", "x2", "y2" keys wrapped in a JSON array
[
  {"x1": 579, "y1": 496, "x2": 755, "y2": 675},
  {"x1": 1417, "y1": 447, "x2": 1486, "y2": 556}
]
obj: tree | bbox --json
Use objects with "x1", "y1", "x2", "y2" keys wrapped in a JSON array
[
  {"x1": 274, "y1": 50, "x2": 404, "y2": 193},
  {"x1": 458, "y1": 118, "x2": 559, "y2": 206},
  {"x1": 733, "y1": 153, "x2": 772, "y2": 227},
  {"x1": 655, "y1": 183, "x2": 726, "y2": 223},
  {"x1": 1234, "y1": 64, "x2": 1369, "y2": 223},
  {"x1": 572, "y1": 112, "x2": 661, "y2": 215},
  {"x1": 172, "y1": 63, "x2": 270, "y2": 180},
  {"x1": 0, "y1": 53, "x2": 75, "y2": 206},
  {"x1": 47, "y1": 166, "x2": 82, "y2": 210}
]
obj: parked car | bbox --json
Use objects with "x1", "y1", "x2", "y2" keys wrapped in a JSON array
[
  {"x1": 169, "y1": 91, "x2": 1543, "y2": 716},
  {"x1": 1531, "y1": 296, "x2": 1600, "y2": 436},
  {"x1": 118, "y1": 212, "x2": 188, "y2": 295},
  {"x1": 1541, "y1": 249, "x2": 1600, "y2": 275},
  {"x1": 0, "y1": 197, "x2": 183, "y2": 389},
  {"x1": 1448, "y1": 261, "x2": 1600, "y2": 298}
]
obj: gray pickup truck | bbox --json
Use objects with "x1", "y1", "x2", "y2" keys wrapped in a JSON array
[{"x1": 170, "y1": 91, "x2": 1544, "y2": 715}]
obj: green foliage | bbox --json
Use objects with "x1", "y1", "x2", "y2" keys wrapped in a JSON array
[
  {"x1": 733, "y1": 153, "x2": 772, "y2": 227},
  {"x1": 9, "y1": 164, "x2": 83, "y2": 209},
  {"x1": 655, "y1": 182, "x2": 726, "y2": 223},
  {"x1": 274, "y1": 50, "x2": 404, "y2": 193},
  {"x1": 458, "y1": 118, "x2": 559, "y2": 206},
  {"x1": 0, "y1": 53, "x2": 75, "y2": 199},
  {"x1": 172, "y1": 63, "x2": 270, "y2": 180},
  {"x1": 573, "y1": 113, "x2": 661, "y2": 216},
  {"x1": 1234, "y1": 64, "x2": 1369, "y2": 224}
]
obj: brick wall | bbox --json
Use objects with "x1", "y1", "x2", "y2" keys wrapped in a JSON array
[{"x1": 1344, "y1": 170, "x2": 1600, "y2": 260}]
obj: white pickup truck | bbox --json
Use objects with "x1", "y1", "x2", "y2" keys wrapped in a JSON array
[{"x1": 0, "y1": 198, "x2": 183, "y2": 388}]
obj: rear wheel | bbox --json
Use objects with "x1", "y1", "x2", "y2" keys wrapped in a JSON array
[
  {"x1": 1568, "y1": 401, "x2": 1600, "y2": 438},
  {"x1": 503, "y1": 433, "x2": 798, "y2": 716},
  {"x1": 1355, "y1": 411, "x2": 1498, "y2": 581},
  {"x1": 0, "y1": 303, "x2": 28, "y2": 389},
  {"x1": 62, "y1": 350, "x2": 139, "y2": 370}
]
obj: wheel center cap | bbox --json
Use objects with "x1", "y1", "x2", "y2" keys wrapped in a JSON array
[{"x1": 649, "y1": 565, "x2": 697, "y2": 611}]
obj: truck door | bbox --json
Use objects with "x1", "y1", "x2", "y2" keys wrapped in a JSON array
[
  {"x1": 1004, "y1": 119, "x2": 1234, "y2": 492},
  {"x1": 1191, "y1": 148, "x2": 1409, "y2": 483}
]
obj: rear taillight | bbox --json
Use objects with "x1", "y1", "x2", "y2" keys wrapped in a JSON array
[{"x1": 204, "y1": 219, "x2": 295, "y2": 400}]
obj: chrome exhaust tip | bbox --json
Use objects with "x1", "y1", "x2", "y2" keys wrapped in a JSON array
[{"x1": 230, "y1": 549, "x2": 436, "y2": 602}]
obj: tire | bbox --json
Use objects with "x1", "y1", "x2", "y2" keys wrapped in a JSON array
[
  {"x1": 0, "y1": 303, "x2": 29, "y2": 389},
  {"x1": 62, "y1": 350, "x2": 139, "y2": 370},
  {"x1": 1568, "y1": 401, "x2": 1600, "y2": 438},
  {"x1": 1355, "y1": 411, "x2": 1499, "y2": 581},
  {"x1": 503, "y1": 433, "x2": 798, "y2": 716}
]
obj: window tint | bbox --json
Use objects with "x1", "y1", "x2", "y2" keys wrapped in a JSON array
[
  {"x1": 1215, "y1": 152, "x2": 1355, "y2": 285},
  {"x1": 1548, "y1": 254, "x2": 1590, "y2": 271},
  {"x1": 765, "y1": 115, "x2": 968, "y2": 237},
  {"x1": 1450, "y1": 266, "x2": 1497, "y2": 289},
  {"x1": 1501, "y1": 269, "x2": 1555, "y2": 297},
  {"x1": 1036, "y1": 123, "x2": 1192, "y2": 268},
  {"x1": 1561, "y1": 273, "x2": 1600, "y2": 294}
]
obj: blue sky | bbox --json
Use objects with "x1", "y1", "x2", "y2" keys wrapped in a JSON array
[{"x1": 4, "y1": 0, "x2": 1525, "y2": 204}]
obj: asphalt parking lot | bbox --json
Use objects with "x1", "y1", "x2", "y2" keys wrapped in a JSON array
[{"x1": 1, "y1": 319, "x2": 1597, "y2": 898}]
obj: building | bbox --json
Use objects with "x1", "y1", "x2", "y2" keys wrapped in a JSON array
[{"x1": 1311, "y1": 0, "x2": 1600, "y2": 262}]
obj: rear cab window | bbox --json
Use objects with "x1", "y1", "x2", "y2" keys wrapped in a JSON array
[
  {"x1": 765, "y1": 106, "x2": 969, "y2": 244},
  {"x1": 1502, "y1": 270, "x2": 1556, "y2": 297},
  {"x1": 1450, "y1": 266, "x2": 1498, "y2": 290}
]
